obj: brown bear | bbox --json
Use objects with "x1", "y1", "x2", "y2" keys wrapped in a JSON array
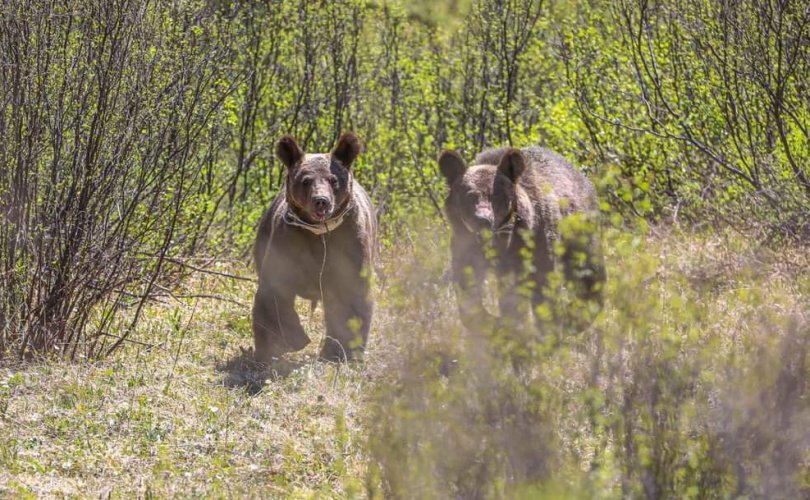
[
  {"x1": 439, "y1": 146, "x2": 604, "y2": 328},
  {"x1": 252, "y1": 133, "x2": 375, "y2": 362}
]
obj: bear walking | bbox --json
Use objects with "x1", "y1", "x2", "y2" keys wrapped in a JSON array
[
  {"x1": 252, "y1": 133, "x2": 375, "y2": 362},
  {"x1": 439, "y1": 146, "x2": 604, "y2": 328}
]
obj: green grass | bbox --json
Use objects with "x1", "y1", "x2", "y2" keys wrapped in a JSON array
[
  {"x1": 1, "y1": 226, "x2": 808, "y2": 497},
  {"x1": 0, "y1": 271, "x2": 380, "y2": 497}
]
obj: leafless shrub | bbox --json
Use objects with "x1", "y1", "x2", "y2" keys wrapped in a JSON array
[{"x1": 0, "y1": 1, "x2": 230, "y2": 359}]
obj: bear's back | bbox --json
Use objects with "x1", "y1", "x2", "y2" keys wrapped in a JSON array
[
  {"x1": 473, "y1": 146, "x2": 597, "y2": 214},
  {"x1": 522, "y1": 147, "x2": 597, "y2": 214}
]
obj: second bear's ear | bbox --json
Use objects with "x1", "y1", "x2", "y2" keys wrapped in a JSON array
[
  {"x1": 332, "y1": 132, "x2": 363, "y2": 169},
  {"x1": 277, "y1": 135, "x2": 304, "y2": 169},
  {"x1": 438, "y1": 150, "x2": 467, "y2": 185},
  {"x1": 498, "y1": 148, "x2": 526, "y2": 183}
]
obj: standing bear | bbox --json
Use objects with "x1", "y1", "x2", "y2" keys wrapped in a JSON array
[
  {"x1": 439, "y1": 146, "x2": 604, "y2": 328},
  {"x1": 252, "y1": 133, "x2": 376, "y2": 362}
]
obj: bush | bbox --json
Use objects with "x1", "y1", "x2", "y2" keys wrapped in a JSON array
[
  {"x1": 562, "y1": 0, "x2": 810, "y2": 237},
  {"x1": 367, "y1": 224, "x2": 810, "y2": 497},
  {"x1": 1, "y1": 0, "x2": 806, "y2": 371},
  {"x1": 0, "y1": 1, "x2": 228, "y2": 358}
]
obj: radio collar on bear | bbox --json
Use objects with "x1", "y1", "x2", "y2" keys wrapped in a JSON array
[
  {"x1": 493, "y1": 201, "x2": 522, "y2": 250},
  {"x1": 494, "y1": 207, "x2": 519, "y2": 235},
  {"x1": 283, "y1": 172, "x2": 356, "y2": 235},
  {"x1": 283, "y1": 201, "x2": 355, "y2": 235}
]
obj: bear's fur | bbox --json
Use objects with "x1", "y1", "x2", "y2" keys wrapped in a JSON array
[
  {"x1": 252, "y1": 133, "x2": 375, "y2": 362},
  {"x1": 439, "y1": 146, "x2": 604, "y2": 327}
]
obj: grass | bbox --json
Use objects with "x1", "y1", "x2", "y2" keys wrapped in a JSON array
[
  {"x1": 0, "y1": 268, "x2": 381, "y2": 497},
  {"x1": 1, "y1": 225, "x2": 808, "y2": 497}
]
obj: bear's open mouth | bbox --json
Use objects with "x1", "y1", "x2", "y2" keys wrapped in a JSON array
[{"x1": 313, "y1": 209, "x2": 331, "y2": 221}]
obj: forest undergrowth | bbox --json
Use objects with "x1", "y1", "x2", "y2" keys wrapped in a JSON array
[{"x1": 1, "y1": 225, "x2": 807, "y2": 497}]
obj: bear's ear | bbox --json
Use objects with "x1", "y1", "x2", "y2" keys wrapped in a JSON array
[
  {"x1": 276, "y1": 135, "x2": 305, "y2": 169},
  {"x1": 438, "y1": 150, "x2": 467, "y2": 185},
  {"x1": 497, "y1": 148, "x2": 526, "y2": 183},
  {"x1": 332, "y1": 132, "x2": 363, "y2": 169}
]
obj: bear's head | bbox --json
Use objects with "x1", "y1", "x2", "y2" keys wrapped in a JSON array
[
  {"x1": 439, "y1": 148, "x2": 526, "y2": 237},
  {"x1": 276, "y1": 133, "x2": 362, "y2": 223}
]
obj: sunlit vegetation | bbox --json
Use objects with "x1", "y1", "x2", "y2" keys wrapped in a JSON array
[{"x1": 1, "y1": 0, "x2": 808, "y2": 496}]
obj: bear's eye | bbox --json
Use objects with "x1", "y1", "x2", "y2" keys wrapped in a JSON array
[
  {"x1": 302, "y1": 177, "x2": 313, "y2": 188},
  {"x1": 329, "y1": 176, "x2": 339, "y2": 187}
]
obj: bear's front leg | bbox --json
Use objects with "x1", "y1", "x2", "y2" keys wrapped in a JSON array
[
  {"x1": 320, "y1": 289, "x2": 372, "y2": 362},
  {"x1": 496, "y1": 269, "x2": 535, "y2": 330},
  {"x1": 497, "y1": 279, "x2": 522, "y2": 322},
  {"x1": 252, "y1": 285, "x2": 310, "y2": 363},
  {"x1": 529, "y1": 232, "x2": 555, "y2": 324},
  {"x1": 452, "y1": 244, "x2": 496, "y2": 331}
]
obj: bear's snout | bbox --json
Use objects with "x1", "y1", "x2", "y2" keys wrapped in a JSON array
[
  {"x1": 310, "y1": 195, "x2": 333, "y2": 220},
  {"x1": 463, "y1": 212, "x2": 494, "y2": 233},
  {"x1": 473, "y1": 213, "x2": 493, "y2": 229},
  {"x1": 313, "y1": 196, "x2": 331, "y2": 211}
]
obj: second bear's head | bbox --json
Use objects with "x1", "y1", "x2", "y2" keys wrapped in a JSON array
[
  {"x1": 276, "y1": 133, "x2": 362, "y2": 223},
  {"x1": 439, "y1": 147, "x2": 527, "y2": 236}
]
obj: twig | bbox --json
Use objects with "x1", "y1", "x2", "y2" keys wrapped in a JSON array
[
  {"x1": 163, "y1": 298, "x2": 200, "y2": 394},
  {"x1": 162, "y1": 257, "x2": 256, "y2": 283},
  {"x1": 155, "y1": 293, "x2": 250, "y2": 308},
  {"x1": 96, "y1": 332, "x2": 157, "y2": 350}
]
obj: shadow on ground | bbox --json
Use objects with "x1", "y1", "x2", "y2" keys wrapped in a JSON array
[{"x1": 217, "y1": 347, "x2": 307, "y2": 395}]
